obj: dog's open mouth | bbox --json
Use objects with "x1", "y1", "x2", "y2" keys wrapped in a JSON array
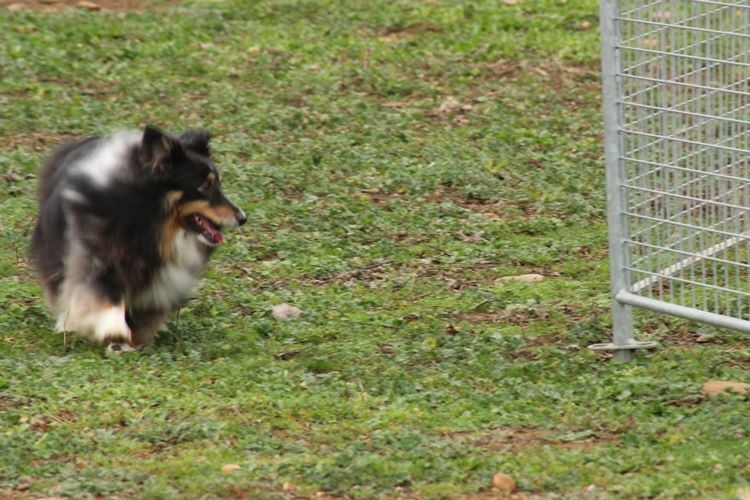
[{"x1": 185, "y1": 213, "x2": 223, "y2": 245}]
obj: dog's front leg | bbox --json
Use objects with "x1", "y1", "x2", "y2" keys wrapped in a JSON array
[
  {"x1": 54, "y1": 244, "x2": 132, "y2": 345},
  {"x1": 127, "y1": 311, "x2": 170, "y2": 347},
  {"x1": 55, "y1": 284, "x2": 132, "y2": 344}
]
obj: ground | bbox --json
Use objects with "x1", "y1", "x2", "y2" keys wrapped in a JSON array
[{"x1": 1, "y1": 0, "x2": 749, "y2": 498}]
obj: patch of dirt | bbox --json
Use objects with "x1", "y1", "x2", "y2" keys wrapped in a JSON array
[
  {"x1": 534, "y1": 61, "x2": 600, "y2": 87},
  {"x1": 446, "y1": 426, "x2": 618, "y2": 451},
  {"x1": 309, "y1": 260, "x2": 394, "y2": 285},
  {"x1": 460, "y1": 494, "x2": 531, "y2": 500},
  {"x1": 377, "y1": 58, "x2": 600, "y2": 125},
  {"x1": 357, "y1": 186, "x2": 534, "y2": 222},
  {"x1": 459, "y1": 303, "x2": 585, "y2": 329},
  {"x1": 459, "y1": 309, "x2": 543, "y2": 327},
  {"x1": 355, "y1": 188, "x2": 401, "y2": 205},
  {"x1": 719, "y1": 356, "x2": 750, "y2": 369},
  {"x1": 1, "y1": 0, "x2": 170, "y2": 12},
  {"x1": 476, "y1": 59, "x2": 601, "y2": 108},
  {"x1": 6, "y1": 132, "x2": 75, "y2": 152},
  {"x1": 515, "y1": 332, "x2": 566, "y2": 360},
  {"x1": 426, "y1": 186, "x2": 535, "y2": 221},
  {"x1": 377, "y1": 22, "x2": 441, "y2": 42},
  {"x1": 660, "y1": 324, "x2": 699, "y2": 347},
  {"x1": 647, "y1": 322, "x2": 717, "y2": 348},
  {"x1": 412, "y1": 258, "x2": 545, "y2": 291}
]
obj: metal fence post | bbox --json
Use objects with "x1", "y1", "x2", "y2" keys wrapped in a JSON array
[{"x1": 599, "y1": 0, "x2": 637, "y2": 361}]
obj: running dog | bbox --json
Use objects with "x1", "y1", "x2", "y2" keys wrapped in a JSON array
[{"x1": 31, "y1": 125, "x2": 246, "y2": 349}]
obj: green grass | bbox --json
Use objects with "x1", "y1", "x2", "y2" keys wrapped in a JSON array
[{"x1": 1, "y1": 0, "x2": 749, "y2": 498}]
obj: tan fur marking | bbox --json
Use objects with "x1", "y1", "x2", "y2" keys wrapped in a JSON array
[
  {"x1": 151, "y1": 138, "x2": 174, "y2": 173},
  {"x1": 160, "y1": 214, "x2": 182, "y2": 261},
  {"x1": 165, "y1": 190, "x2": 183, "y2": 209},
  {"x1": 178, "y1": 200, "x2": 238, "y2": 226},
  {"x1": 158, "y1": 191, "x2": 185, "y2": 261},
  {"x1": 157, "y1": 198, "x2": 238, "y2": 261}
]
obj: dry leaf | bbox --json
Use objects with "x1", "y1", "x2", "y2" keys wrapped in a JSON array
[
  {"x1": 438, "y1": 96, "x2": 461, "y2": 114},
  {"x1": 77, "y1": 1, "x2": 101, "y2": 10},
  {"x1": 498, "y1": 273, "x2": 544, "y2": 283},
  {"x1": 492, "y1": 472, "x2": 516, "y2": 492},
  {"x1": 503, "y1": 0, "x2": 520, "y2": 4},
  {"x1": 6, "y1": 3, "x2": 25, "y2": 12},
  {"x1": 702, "y1": 380, "x2": 750, "y2": 398},
  {"x1": 221, "y1": 463, "x2": 241, "y2": 473},
  {"x1": 271, "y1": 303, "x2": 303, "y2": 320}
]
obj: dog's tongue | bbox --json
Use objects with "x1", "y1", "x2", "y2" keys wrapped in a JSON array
[{"x1": 196, "y1": 215, "x2": 223, "y2": 244}]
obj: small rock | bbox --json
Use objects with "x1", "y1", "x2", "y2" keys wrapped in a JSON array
[
  {"x1": 498, "y1": 273, "x2": 544, "y2": 283},
  {"x1": 695, "y1": 334, "x2": 715, "y2": 343},
  {"x1": 580, "y1": 20, "x2": 592, "y2": 30},
  {"x1": 702, "y1": 380, "x2": 750, "y2": 398},
  {"x1": 221, "y1": 463, "x2": 241, "y2": 473},
  {"x1": 492, "y1": 472, "x2": 516, "y2": 493},
  {"x1": 271, "y1": 303, "x2": 303, "y2": 320},
  {"x1": 282, "y1": 482, "x2": 295, "y2": 492},
  {"x1": 736, "y1": 487, "x2": 750, "y2": 500}
]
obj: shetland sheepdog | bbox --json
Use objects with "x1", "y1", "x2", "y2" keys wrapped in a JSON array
[{"x1": 31, "y1": 125, "x2": 246, "y2": 349}]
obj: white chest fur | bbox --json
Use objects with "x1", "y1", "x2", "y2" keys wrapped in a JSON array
[{"x1": 132, "y1": 230, "x2": 208, "y2": 311}]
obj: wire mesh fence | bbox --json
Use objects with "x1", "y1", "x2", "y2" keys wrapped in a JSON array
[{"x1": 598, "y1": 0, "x2": 750, "y2": 357}]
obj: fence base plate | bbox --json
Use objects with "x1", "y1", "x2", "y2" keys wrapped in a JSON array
[{"x1": 588, "y1": 340, "x2": 659, "y2": 351}]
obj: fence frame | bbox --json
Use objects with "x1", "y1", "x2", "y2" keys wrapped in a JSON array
[{"x1": 593, "y1": 0, "x2": 750, "y2": 360}]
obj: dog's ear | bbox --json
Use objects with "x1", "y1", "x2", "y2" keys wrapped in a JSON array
[
  {"x1": 179, "y1": 129, "x2": 211, "y2": 157},
  {"x1": 140, "y1": 125, "x2": 184, "y2": 174}
]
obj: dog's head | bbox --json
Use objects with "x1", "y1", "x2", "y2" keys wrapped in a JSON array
[{"x1": 139, "y1": 125, "x2": 246, "y2": 248}]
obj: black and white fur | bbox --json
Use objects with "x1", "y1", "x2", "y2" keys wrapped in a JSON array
[{"x1": 31, "y1": 125, "x2": 246, "y2": 348}]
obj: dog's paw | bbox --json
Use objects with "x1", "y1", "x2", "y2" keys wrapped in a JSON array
[
  {"x1": 93, "y1": 307, "x2": 132, "y2": 344},
  {"x1": 105, "y1": 342, "x2": 137, "y2": 357}
]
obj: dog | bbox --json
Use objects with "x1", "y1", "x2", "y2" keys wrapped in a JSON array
[{"x1": 31, "y1": 125, "x2": 246, "y2": 349}]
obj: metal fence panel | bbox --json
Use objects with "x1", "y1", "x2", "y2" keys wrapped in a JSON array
[{"x1": 597, "y1": 0, "x2": 750, "y2": 358}]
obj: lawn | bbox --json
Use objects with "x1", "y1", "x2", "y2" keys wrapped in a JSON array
[{"x1": 1, "y1": 0, "x2": 749, "y2": 498}]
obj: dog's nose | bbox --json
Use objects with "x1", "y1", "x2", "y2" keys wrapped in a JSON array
[{"x1": 236, "y1": 210, "x2": 247, "y2": 226}]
